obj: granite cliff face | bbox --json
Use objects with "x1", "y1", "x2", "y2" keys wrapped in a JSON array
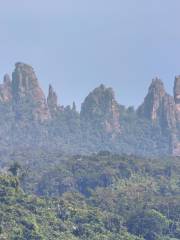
[
  {"x1": 0, "y1": 62, "x2": 180, "y2": 156},
  {"x1": 138, "y1": 78, "x2": 176, "y2": 130},
  {"x1": 12, "y1": 63, "x2": 50, "y2": 122},
  {"x1": 138, "y1": 79, "x2": 165, "y2": 122},
  {"x1": 80, "y1": 84, "x2": 121, "y2": 136},
  {"x1": 137, "y1": 78, "x2": 180, "y2": 155}
]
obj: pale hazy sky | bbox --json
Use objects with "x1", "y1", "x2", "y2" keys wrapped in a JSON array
[{"x1": 1, "y1": 0, "x2": 180, "y2": 109}]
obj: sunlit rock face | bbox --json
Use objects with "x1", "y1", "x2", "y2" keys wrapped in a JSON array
[
  {"x1": 12, "y1": 63, "x2": 50, "y2": 122},
  {"x1": 137, "y1": 78, "x2": 180, "y2": 156},
  {"x1": 138, "y1": 78, "x2": 166, "y2": 122},
  {"x1": 80, "y1": 84, "x2": 121, "y2": 136},
  {"x1": 138, "y1": 78, "x2": 177, "y2": 129},
  {"x1": 172, "y1": 76, "x2": 180, "y2": 156}
]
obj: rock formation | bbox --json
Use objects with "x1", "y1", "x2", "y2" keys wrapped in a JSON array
[
  {"x1": 138, "y1": 78, "x2": 177, "y2": 130},
  {"x1": 138, "y1": 78, "x2": 180, "y2": 155},
  {"x1": 0, "y1": 74, "x2": 12, "y2": 103},
  {"x1": 171, "y1": 76, "x2": 180, "y2": 155},
  {"x1": 12, "y1": 63, "x2": 50, "y2": 122},
  {"x1": 81, "y1": 84, "x2": 121, "y2": 135},
  {"x1": 138, "y1": 78, "x2": 166, "y2": 122},
  {"x1": 174, "y1": 76, "x2": 180, "y2": 123},
  {"x1": 0, "y1": 62, "x2": 179, "y2": 156},
  {"x1": 47, "y1": 85, "x2": 58, "y2": 115}
]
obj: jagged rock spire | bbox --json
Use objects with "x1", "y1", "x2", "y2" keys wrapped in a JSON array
[
  {"x1": 12, "y1": 62, "x2": 50, "y2": 122},
  {"x1": 47, "y1": 84, "x2": 58, "y2": 115},
  {"x1": 138, "y1": 78, "x2": 166, "y2": 121},
  {"x1": 0, "y1": 74, "x2": 12, "y2": 102},
  {"x1": 12, "y1": 63, "x2": 40, "y2": 99},
  {"x1": 174, "y1": 76, "x2": 180, "y2": 104}
]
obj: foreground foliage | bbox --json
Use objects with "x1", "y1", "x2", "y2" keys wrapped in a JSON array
[{"x1": 0, "y1": 152, "x2": 180, "y2": 239}]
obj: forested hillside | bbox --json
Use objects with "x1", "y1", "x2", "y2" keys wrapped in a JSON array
[{"x1": 0, "y1": 152, "x2": 179, "y2": 240}]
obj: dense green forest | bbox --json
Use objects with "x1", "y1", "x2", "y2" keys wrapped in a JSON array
[{"x1": 0, "y1": 152, "x2": 179, "y2": 239}]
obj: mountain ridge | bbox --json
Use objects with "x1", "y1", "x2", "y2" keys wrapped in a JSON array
[{"x1": 0, "y1": 62, "x2": 180, "y2": 157}]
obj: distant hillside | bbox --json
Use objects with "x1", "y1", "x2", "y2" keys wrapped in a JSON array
[{"x1": 0, "y1": 62, "x2": 180, "y2": 156}]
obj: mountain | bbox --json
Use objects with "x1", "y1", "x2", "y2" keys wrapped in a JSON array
[
  {"x1": 137, "y1": 77, "x2": 180, "y2": 156},
  {"x1": 0, "y1": 62, "x2": 180, "y2": 157},
  {"x1": 12, "y1": 63, "x2": 50, "y2": 122},
  {"x1": 81, "y1": 84, "x2": 120, "y2": 136}
]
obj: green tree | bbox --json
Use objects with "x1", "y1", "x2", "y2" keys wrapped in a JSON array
[
  {"x1": 8, "y1": 162, "x2": 22, "y2": 176},
  {"x1": 127, "y1": 209, "x2": 169, "y2": 240}
]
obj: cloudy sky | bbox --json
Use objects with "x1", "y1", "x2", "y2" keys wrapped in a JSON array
[{"x1": 0, "y1": 0, "x2": 180, "y2": 109}]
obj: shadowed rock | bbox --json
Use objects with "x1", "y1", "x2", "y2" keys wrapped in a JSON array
[{"x1": 47, "y1": 84, "x2": 58, "y2": 115}]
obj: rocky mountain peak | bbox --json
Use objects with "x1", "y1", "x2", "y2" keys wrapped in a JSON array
[
  {"x1": 138, "y1": 77, "x2": 180, "y2": 155},
  {"x1": 12, "y1": 62, "x2": 50, "y2": 122},
  {"x1": 12, "y1": 63, "x2": 40, "y2": 99},
  {"x1": 138, "y1": 78, "x2": 166, "y2": 122},
  {"x1": 149, "y1": 78, "x2": 166, "y2": 97},
  {"x1": 81, "y1": 85, "x2": 120, "y2": 135}
]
